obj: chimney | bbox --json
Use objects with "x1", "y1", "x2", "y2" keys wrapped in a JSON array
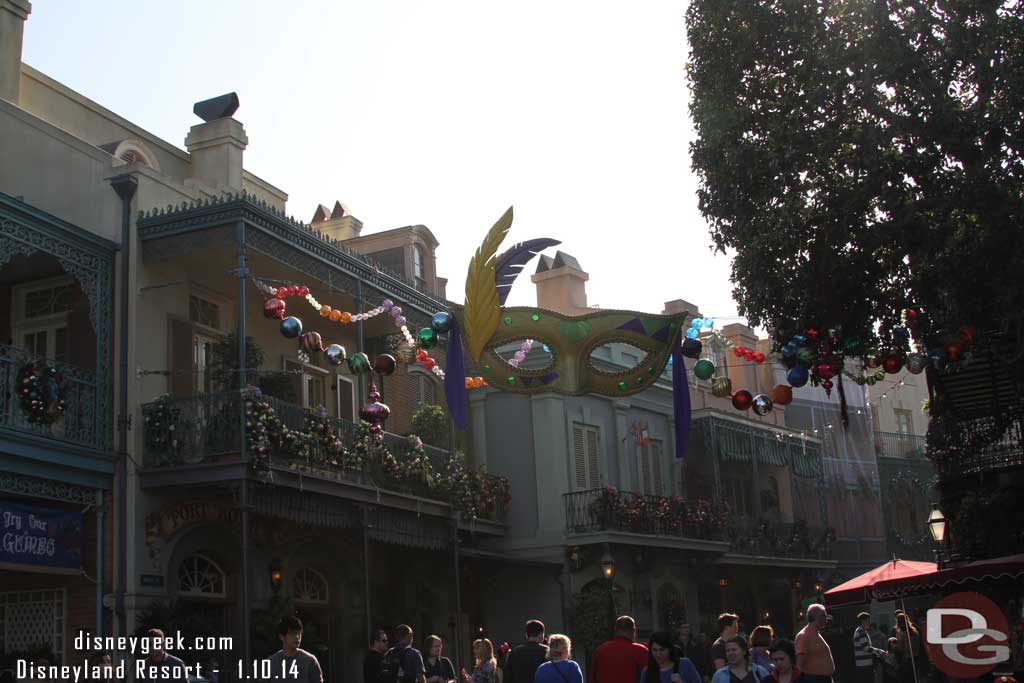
[
  {"x1": 0, "y1": 0, "x2": 30, "y2": 105},
  {"x1": 185, "y1": 93, "x2": 247, "y2": 192},
  {"x1": 531, "y1": 251, "x2": 590, "y2": 315},
  {"x1": 663, "y1": 299, "x2": 700, "y2": 322},
  {"x1": 310, "y1": 200, "x2": 363, "y2": 241}
]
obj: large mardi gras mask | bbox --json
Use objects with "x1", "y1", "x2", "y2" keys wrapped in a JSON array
[{"x1": 443, "y1": 208, "x2": 691, "y2": 457}]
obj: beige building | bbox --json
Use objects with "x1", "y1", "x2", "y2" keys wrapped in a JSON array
[{"x1": 1, "y1": 3, "x2": 499, "y2": 677}]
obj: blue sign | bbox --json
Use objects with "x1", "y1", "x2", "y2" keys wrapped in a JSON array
[{"x1": 0, "y1": 501, "x2": 83, "y2": 571}]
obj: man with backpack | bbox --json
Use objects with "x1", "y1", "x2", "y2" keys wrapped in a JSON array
[
  {"x1": 380, "y1": 624, "x2": 427, "y2": 683},
  {"x1": 505, "y1": 620, "x2": 550, "y2": 683}
]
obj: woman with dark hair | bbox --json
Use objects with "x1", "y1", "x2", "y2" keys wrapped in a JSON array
[
  {"x1": 892, "y1": 612, "x2": 923, "y2": 682},
  {"x1": 768, "y1": 640, "x2": 802, "y2": 683},
  {"x1": 750, "y1": 627, "x2": 775, "y2": 673},
  {"x1": 641, "y1": 631, "x2": 701, "y2": 683},
  {"x1": 711, "y1": 636, "x2": 770, "y2": 683}
]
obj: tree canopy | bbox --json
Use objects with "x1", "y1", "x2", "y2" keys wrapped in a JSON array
[{"x1": 686, "y1": 0, "x2": 1024, "y2": 349}]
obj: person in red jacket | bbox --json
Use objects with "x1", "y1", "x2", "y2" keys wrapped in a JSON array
[{"x1": 589, "y1": 616, "x2": 649, "y2": 683}]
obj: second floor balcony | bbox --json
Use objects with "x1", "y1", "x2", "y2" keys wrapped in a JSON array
[
  {"x1": 564, "y1": 487, "x2": 834, "y2": 562},
  {"x1": 874, "y1": 431, "x2": 927, "y2": 459},
  {"x1": 141, "y1": 390, "x2": 508, "y2": 525}
]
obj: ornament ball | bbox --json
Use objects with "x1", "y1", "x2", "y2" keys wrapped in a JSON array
[
  {"x1": 280, "y1": 316, "x2": 303, "y2": 339},
  {"x1": 752, "y1": 394, "x2": 773, "y2": 416},
  {"x1": 787, "y1": 366, "x2": 809, "y2": 388},
  {"x1": 325, "y1": 344, "x2": 347, "y2": 366},
  {"x1": 693, "y1": 359, "x2": 715, "y2": 380},
  {"x1": 373, "y1": 354, "x2": 397, "y2": 376},
  {"x1": 431, "y1": 311, "x2": 454, "y2": 334},
  {"x1": 732, "y1": 390, "x2": 754, "y2": 411}
]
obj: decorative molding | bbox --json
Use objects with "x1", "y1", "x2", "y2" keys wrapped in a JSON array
[{"x1": 0, "y1": 471, "x2": 98, "y2": 504}]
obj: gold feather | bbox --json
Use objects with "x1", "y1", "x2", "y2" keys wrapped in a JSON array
[{"x1": 464, "y1": 206, "x2": 513, "y2": 362}]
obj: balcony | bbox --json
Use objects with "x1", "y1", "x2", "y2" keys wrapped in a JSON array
[
  {"x1": 564, "y1": 487, "x2": 729, "y2": 550},
  {"x1": 0, "y1": 345, "x2": 104, "y2": 452},
  {"x1": 874, "y1": 431, "x2": 927, "y2": 459},
  {"x1": 726, "y1": 519, "x2": 834, "y2": 561},
  {"x1": 140, "y1": 390, "x2": 508, "y2": 523}
]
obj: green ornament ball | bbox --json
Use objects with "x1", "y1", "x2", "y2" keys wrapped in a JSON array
[
  {"x1": 347, "y1": 352, "x2": 371, "y2": 375},
  {"x1": 417, "y1": 327, "x2": 438, "y2": 350},
  {"x1": 797, "y1": 347, "x2": 816, "y2": 368},
  {"x1": 693, "y1": 359, "x2": 715, "y2": 380}
]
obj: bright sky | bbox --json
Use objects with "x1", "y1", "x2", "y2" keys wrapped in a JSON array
[{"x1": 24, "y1": 0, "x2": 742, "y2": 320}]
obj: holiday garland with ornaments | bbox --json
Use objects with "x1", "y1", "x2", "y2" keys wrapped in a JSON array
[
  {"x1": 589, "y1": 486, "x2": 730, "y2": 538},
  {"x1": 16, "y1": 362, "x2": 65, "y2": 425}
]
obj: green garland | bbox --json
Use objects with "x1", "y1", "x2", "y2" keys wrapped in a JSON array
[{"x1": 242, "y1": 387, "x2": 506, "y2": 519}]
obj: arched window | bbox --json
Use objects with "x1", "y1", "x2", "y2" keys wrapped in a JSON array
[
  {"x1": 111, "y1": 139, "x2": 161, "y2": 172},
  {"x1": 412, "y1": 245, "x2": 426, "y2": 287},
  {"x1": 178, "y1": 554, "x2": 227, "y2": 598},
  {"x1": 293, "y1": 568, "x2": 329, "y2": 605}
]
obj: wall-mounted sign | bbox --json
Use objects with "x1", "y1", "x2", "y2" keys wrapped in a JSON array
[
  {"x1": 0, "y1": 501, "x2": 82, "y2": 573},
  {"x1": 140, "y1": 574, "x2": 164, "y2": 587}
]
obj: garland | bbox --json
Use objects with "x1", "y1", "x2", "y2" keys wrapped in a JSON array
[
  {"x1": 16, "y1": 362, "x2": 65, "y2": 425},
  {"x1": 241, "y1": 387, "x2": 507, "y2": 519},
  {"x1": 589, "y1": 487, "x2": 730, "y2": 538}
]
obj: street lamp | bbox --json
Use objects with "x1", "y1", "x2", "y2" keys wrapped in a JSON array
[
  {"x1": 927, "y1": 504, "x2": 947, "y2": 543},
  {"x1": 600, "y1": 547, "x2": 616, "y2": 580}
]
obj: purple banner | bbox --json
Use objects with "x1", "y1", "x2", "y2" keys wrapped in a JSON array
[{"x1": 0, "y1": 501, "x2": 83, "y2": 570}]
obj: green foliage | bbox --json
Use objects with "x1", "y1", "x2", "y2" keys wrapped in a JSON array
[
  {"x1": 572, "y1": 585, "x2": 624, "y2": 667},
  {"x1": 686, "y1": 1, "x2": 1024, "y2": 345},
  {"x1": 210, "y1": 332, "x2": 294, "y2": 401},
  {"x1": 411, "y1": 404, "x2": 449, "y2": 448}
]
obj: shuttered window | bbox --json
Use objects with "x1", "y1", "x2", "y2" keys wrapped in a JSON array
[
  {"x1": 572, "y1": 423, "x2": 601, "y2": 491},
  {"x1": 638, "y1": 439, "x2": 664, "y2": 496}
]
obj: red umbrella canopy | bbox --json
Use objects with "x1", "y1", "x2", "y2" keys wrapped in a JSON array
[{"x1": 824, "y1": 559, "x2": 938, "y2": 607}]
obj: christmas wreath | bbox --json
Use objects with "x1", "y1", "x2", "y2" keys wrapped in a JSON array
[{"x1": 16, "y1": 362, "x2": 65, "y2": 425}]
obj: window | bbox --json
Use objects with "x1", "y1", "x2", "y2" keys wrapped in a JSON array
[
  {"x1": 761, "y1": 476, "x2": 780, "y2": 514},
  {"x1": 413, "y1": 370, "x2": 438, "y2": 407},
  {"x1": 178, "y1": 555, "x2": 226, "y2": 597},
  {"x1": 723, "y1": 477, "x2": 752, "y2": 517},
  {"x1": 0, "y1": 590, "x2": 66, "y2": 662},
  {"x1": 895, "y1": 409, "x2": 913, "y2": 435},
  {"x1": 638, "y1": 439, "x2": 664, "y2": 496},
  {"x1": 413, "y1": 245, "x2": 425, "y2": 284},
  {"x1": 12, "y1": 278, "x2": 74, "y2": 362},
  {"x1": 189, "y1": 295, "x2": 222, "y2": 330},
  {"x1": 336, "y1": 375, "x2": 356, "y2": 421},
  {"x1": 293, "y1": 568, "x2": 329, "y2": 604},
  {"x1": 285, "y1": 359, "x2": 329, "y2": 410},
  {"x1": 572, "y1": 423, "x2": 601, "y2": 490},
  {"x1": 194, "y1": 333, "x2": 221, "y2": 394}
]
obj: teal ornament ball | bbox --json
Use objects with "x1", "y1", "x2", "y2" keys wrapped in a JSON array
[
  {"x1": 431, "y1": 312, "x2": 453, "y2": 334},
  {"x1": 280, "y1": 316, "x2": 303, "y2": 339},
  {"x1": 693, "y1": 359, "x2": 715, "y2": 380}
]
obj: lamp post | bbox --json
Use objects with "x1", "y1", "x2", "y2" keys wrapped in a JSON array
[
  {"x1": 600, "y1": 546, "x2": 616, "y2": 630},
  {"x1": 927, "y1": 503, "x2": 948, "y2": 567}
]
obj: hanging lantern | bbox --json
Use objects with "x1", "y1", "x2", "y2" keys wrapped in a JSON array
[
  {"x1": 711, "y1": 376, "x2": 733, "y2": 398},
  {"x1": 693, "y1": 359, "x2": 715, "y2": 380},
  {"x1": 752, "y1": 394, "x2": 773, "y2": 416},
  {"x1": 359, "y1": 384, "x2": 391, "y2": 435},
  {"x1": 731, "y1": 390, "x2": 754, "y2": 411}
]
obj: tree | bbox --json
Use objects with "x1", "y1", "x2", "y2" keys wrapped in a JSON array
[{"x1": 685, "y1": 0, "x2": 1024, "y2": 347}]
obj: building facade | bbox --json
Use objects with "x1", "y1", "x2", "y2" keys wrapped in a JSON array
[{"x1": 1, "y1": 5, "x2": 502, "y2": 680}]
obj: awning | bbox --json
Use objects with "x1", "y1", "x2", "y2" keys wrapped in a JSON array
[
  {"x1": 871, "y1": 554, "x2": 1024, "y2": 601},
  {"x1": 823, "y1": 559, "x2": 937, "y2": 607}
]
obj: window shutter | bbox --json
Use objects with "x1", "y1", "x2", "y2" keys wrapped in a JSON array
[
  {"x1": 168, "y1": 317, "x2": 194, "y2": 397},
  {"x1": 639, "y1": 443, "x2": 652, "y2": 495},
  {"x1": 573, "y1": 424, "x2": 587, "y2": 490},
  {"x1": 585, "y1": 426, "x2": 600, "y2": 489},
  {"x1": 651, "y1": 441, "x2": 663, "y2": 496},
  {"x1": 337, "y1": 375, "x2": 355, "y2": 421}
]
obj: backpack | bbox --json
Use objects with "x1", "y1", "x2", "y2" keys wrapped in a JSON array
[{"x1": 379, "y1": 647, "x2": 414, "y2": 683}]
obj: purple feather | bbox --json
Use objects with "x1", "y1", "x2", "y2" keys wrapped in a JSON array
[{"x1": 494, "y1": 238, "x2": 562, "y2": 305}]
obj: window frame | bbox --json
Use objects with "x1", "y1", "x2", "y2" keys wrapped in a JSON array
[
  {"x1": 11, "y1": 276, "x2": 75, "y2": 361},
  {"x1": 177, "y1": 554, "x2": 227, "y2": 599}
]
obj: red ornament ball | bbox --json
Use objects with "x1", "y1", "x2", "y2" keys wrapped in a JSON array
[
  {"x1": 731, "y1": 390, "x2": 754, "y2": 411},
  {"x1": 298, "y1": 285, "x2": 310, "y2": 297},
  {"x1": 882, "y1": 353, "x2": 904, "y2": 374},
  {"x1": 416, "y1": 349, "x2": 429, "y2": 363},
  {"x1": 733, "y1": 347, "x2": 744, "y2": 358},
  {"x1": 806, "y1": 328, "x2": 821, "y2": 343},
  {"x1": 754, "y1": 352, "x2": 766, "y2": 364},
  {"x1": 423, "y1": 358, "x2": 436, "y2": 371},
  {"x1": 263, "y1": 298, "x2": 287, "y2": 320}
]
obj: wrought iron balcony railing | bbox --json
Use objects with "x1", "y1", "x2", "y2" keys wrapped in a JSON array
[
  {"x1": 141, "y1": 391, "x2": 507, "y2": 521},
  {"x1": 564, "y1": 487, "x2": 728, "y2": 541},
  {"x1": 0, "y1": 345, "x2": 104, "y2": 451},
  {"x1": 874, "y1": 431, "x2": 927, "y2": 459},
  {"x1": 726, "y1": 519, "x2": 834, "y2": 560}
]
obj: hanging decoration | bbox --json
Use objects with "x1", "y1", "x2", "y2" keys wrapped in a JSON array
[
  {"x1": 253, "y1": 278, "x2": 449, "y2": 381},
  {"x1": 16, "y1": 362, "x2": 65, "y2": 425},
  {"x1": 631, "y1": 422, "x2": 651, "y2": 447}
]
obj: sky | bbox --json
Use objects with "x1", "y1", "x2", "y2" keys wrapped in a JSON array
[{"x1": 23, "y1": 0, "x2": 743, "y2": 321}]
